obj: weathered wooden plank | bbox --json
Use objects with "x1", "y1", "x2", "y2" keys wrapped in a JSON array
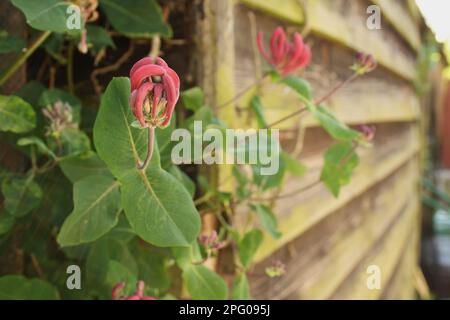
[
  {"x1": 250, "y1": 160, "x2": 418, "y2": 299},
  {"x1": 305, "y1": 0, "x2": 416, "y2": 80},
  {"x1": 254, "y1": 124, "x2": 420, "y2": 262},
  {"x1": 380, "y1": 230, "x2": 418, "y2": 299},
  {"x1": 330, "y1": 199, "x2": 419, "y2": 299},
  {"x1": 239, "y1": 0, "x2": 304, "y2": 24},
  {"x1": 372, "y1": 0, "x2": 421, "y2": 51},
  {"x1": 260, "y1": 79, "x2": 420, "y2": 130}
]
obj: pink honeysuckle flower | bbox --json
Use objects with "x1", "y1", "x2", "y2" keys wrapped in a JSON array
[
  {"x1": 257, "y1": 26, "x2": 311, "y2": 76},
  {"x1": 111, "y1": 280, "x2": 156, "y2": 300},
  {"x1": 129, "y1": 57, "x2": 180, "y2": 128}
]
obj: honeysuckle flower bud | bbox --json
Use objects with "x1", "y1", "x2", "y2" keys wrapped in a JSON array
[
  {"x1": 42, "y1": 100, "x2": 77, "y2": 137},
  {"x1": 357, "y1": 124, "x2": 376, "y2": 141},
  {"x1": 257, "y1": 27, "x2": 311, "y2": 76},
  {"x1": 129, "y1": 57, "x2": 180, "y2": 128},
  {"x1": 111, "y1": 280, "x2": 156, "y2": 300},
  {"x1": 198, "y1": 230, "x2": 226, "y2": 250},
  {"x1": 265, "y1": 260, "x2": 286, "y2": 278},
  {"x1": 352, "y1": 52, "x2": 377, "y2": 75}
]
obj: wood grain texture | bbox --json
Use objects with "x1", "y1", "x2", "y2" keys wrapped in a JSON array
[
  {"x1": 372, "y1": 0, "x2": 421, "y2": 51},
  {"x1": 253, "y1": 123, "x2": 420, "y2": 262},
  {"x1": 329, "y1": 199, "x2": 419, "y2": 299},
  {"x1": 249, "y1": 159, "x2": 419, "y2": 299},
  {"x1": 305, "y1": 0, "x2": 416, "y2": 80},
  {"x1": 240, "y1": 0, "x2": 304, "y2": 24}
]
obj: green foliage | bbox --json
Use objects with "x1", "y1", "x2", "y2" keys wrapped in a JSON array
[
  {"x1": 183, "y1": 265, "x2": 228, "y2": 300},
  {"x1": 250, "y1": 95, "x2": 268, "y2": 128},
  {"x1": 0, "y1": 275, "x2": 59, "y2": 300},
  {"x1": 281, "y1": 75, "x2": 312, "y2": 100},
  {"x1": 59, "y1": 152, "x2": 112, "y2": 183},
  {"x1": 0, "y1": 95, "x2": 36, "y2": 133},
  {"x1": 238, "y1": 229, "x2": 263, "y2": 269},
  {"x1": 250, "y1": 204, "x2": 281, "y2": 239},
  {"x1": 0, "y1": 30, "x2": 25, "y2": 53},
  {"x1": 86, "y1": 25, "x2": 116, "y2": 52},
  {"x1": 18, "y1": 136, "x2": 57, "y2": 159},
  {"x1": 314, "y1": 106, "x2": 360, "y2": 141},
  {"x1": 181, "y1": 87, "x2": 204, "y2": 112},
  {"x1": 2, "y1": 175, "x2": 42, "y2": 217},
  {"x1": 232, "y1": 273, "x2": 250, "y2": 300},
  {"x1": 100, "y1": 0, "x2": 171, "y2": 38},
  {"x1": 320, "y1": 142, "x2": 359, "y2": 197}
]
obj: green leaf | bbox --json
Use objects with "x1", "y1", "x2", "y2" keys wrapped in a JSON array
[
  {"x1": 94, "y1": 78, "x2": 200, "y2": 247},
  {"x1": 86, "y1": 237, "x2": 137, "y2": 297},
  {"x1": 59, "y1": 152, "x2": 112, "y2": 183},
  {"x1": 320, "y1": 142, "x2": 359, "y2": 197},
  {"x1": 232, "y1": 273, "x2": 250, "y2": 300},
  {"x1": 57, "y1": 175, "x2": 121, "y2": 247},
  {"x1": 133, "y1": 246, "x2": 171, "y2": 291},
  {"x1": 251, "y1": 154, "x2": 286, "y2": 191},
  {"x1": 183, "y1": 265, "x2": 228, "y2": 300},
  {"x1": 0, "y1": 30, "x2": 25, "y2": 54},
  {"x1": 0, "y1": 275, "x2": 59, "y2": 300},
  {"x1": 38, "y1": 89, "x2": 81, "y2": 123},
  {"x1": 232, "y1": 165, "x2": 250, "y2": 200},
  {"x1": 0, "y1": 95, "x2": 36, "y2": 133},
  {"x1": 314, "y1": 106, "x2": 360, "y2": 141},
  {"x1": 181, "y1": 87, "x2": 204, "y2": 111},
  {"x1": 11, "y1": 0, "x2": 78, "y2": 33},
  {"x1": 105, "y1": 260, "x2": 137, "y2": 296},
  {"x1": 172, "y1": 242, "x2": 203, "y2": 270},
  {"x1": 250, "y1": 95, "x2": 268, "y2": 128},
  {"x1": 282, "y1": 152, "x2": 306, "y2": 177},
  {"x1": 2, "y1": 175, "x2": 42, "y2": 217},
  {"x1": 238, "y1": 229, "x2": 263, "y2": 269},
  {"x1": 15, "y1": 81, "x2": 46, "y2": 107},
  {"x1": 86, "y1": 25, "x2": 115, "y2": 51},
  {"x1": 250, "y1": 204, "x2": 281, "y2": 239},
  {"x1": 100, "y1": 0, "x2": 172, "y2": 38},
  {"x1": 0, "y1": 210, "x2": 14, "y2": 235},
  {"x1": 282, "y1": 75, "x2": 312, "y2": 100},
  {"x1": 43, "y1": 33, "x2": 66, "y2": 63},
  {"x1": 17, "y1": 136, "x2": 56, "y2": 159},
  {"x1": 48, "y1": 128, "x2": 91, "y2": 159},
  {"x1": 168, "y1": 166, "x2": 195, "y2": 198}
]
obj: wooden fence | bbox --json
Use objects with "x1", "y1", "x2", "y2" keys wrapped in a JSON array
[{"x1": 198, "y1": 0, "x2": 424, "y2": 299}]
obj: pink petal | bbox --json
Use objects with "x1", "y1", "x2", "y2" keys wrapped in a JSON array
[
  {"x1": 160, "y1": 75, "x2": 176, "y2": 127},
  {"x1": 130, "y1": 57, "x2": 154, "y2": 78},
  {"x1": 270, "y1": 27, "x2": 286, "y2": 65},
  {"x1": 130, "y1": 64, "x2": 165, "y2": 91},
  {"x1": 111, "y1": 282, "x2": 125, "y2": 300},
  {"x1": 155, "y1": 57, "x2": 168, "y2": 67},
  {"x1": 282, "y1": 33, "x2": 304, "y2": 71}
]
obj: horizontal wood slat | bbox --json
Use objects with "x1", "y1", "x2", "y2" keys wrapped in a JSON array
[
  {"x1": 239, "y1": 0, "x2": 304, "y2": 24},
  {"x1": 330, "y1": 199, "x2": 418, "y2": 299},
  {"x1": 372, "y1": 0, "x2": 421, "y2": 51},
  {"x1": 250, "y1": 160, "x2": 418, "y2": 299},
  {"x1": 305, "y1": 0, "x2": 416, "y2": 80}
]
